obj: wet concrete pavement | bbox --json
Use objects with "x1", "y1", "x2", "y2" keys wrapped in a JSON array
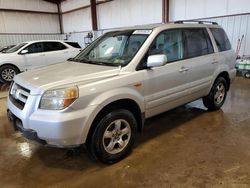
[
  {"x1": 0, "y1": 77, "x2": 250, "y2": 187},
  {"x1": 0, "y1": 83, "x2": 9, "y2": 99}
]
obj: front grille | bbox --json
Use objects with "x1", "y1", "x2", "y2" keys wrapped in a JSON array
[{"x1": 9, "y1": 83, "x2": 30, "y2": 110}]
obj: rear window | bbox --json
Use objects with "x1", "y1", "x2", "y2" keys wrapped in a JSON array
[
  {"x1": 210, "y1": 28, "x2": 231, "y2": 52},
  {"x1": 65, "y1": 42, "x2": 81, "y2": 48}
]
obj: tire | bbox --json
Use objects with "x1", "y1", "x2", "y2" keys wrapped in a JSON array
[
  {"x1": 0, "y1": 65, "x2": 19, "y2": 83},
  {"x1": 202, "y1": 77, "x2": 227, "y2": 111},
  {"x1": 87, "y1": 109, "x2": 137, "y2": 164},
  {"x1": 244, "y1": 72, "x2": 250, "y2": 79}
]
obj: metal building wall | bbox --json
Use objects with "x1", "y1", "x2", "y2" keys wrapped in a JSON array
[
  {"x1": 0, "y1": 0, "x2": 61, "y2": 47},
  {"x1": 97, "y1": 0, "x2": 162, "y2": 30},
  {"x1": 0, "y1": 0, "x2": 58, "y2": 12},
  {"x1": 61, "y1": 0, "x2": 163, "y2": 32},
  {"x1": 61, "y1": 0, "x2": 163, "y2": 48},
  {"x1": 61, "y1": 0, "x2": 92, "y2": 33},
  {"x1": 0, "y1": 11, "x2": 60, "y2": 34},
  {"x1": 65, "y1": 30, "x2": 103, "y2": 48},
  {"x1": 62, "y1": 8, "x2": 92, "y2": 33},
  {"x1": 61, "y1": 0, "x2": 89, "y2": 12},
  {"x1": 0, "y1": 34, "x2": 63, "y2": 47}
]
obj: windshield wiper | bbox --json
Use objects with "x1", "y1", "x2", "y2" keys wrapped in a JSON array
[
  {"x1": 81, "y1": 59, "x2": 120, "y2": 67},
  {"x1": 68, "y1": 58, "x2": 83, "y2": 63},
  {"x1": 71, "y1": 56, "x2": 120, "y2": 67}
]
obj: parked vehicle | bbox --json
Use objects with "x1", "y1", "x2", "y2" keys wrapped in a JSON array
[
  {"x1": 7, "y1": 21, "x2": 236, "y2": 163},
  {"x1": 0, "y1": 45, "x2": 15, "y2": 53},
  {"x1": 0, "y1": 40, "x2": 81, "y2": 83},
  {"x1": 236, "y1": 57, "x2": 250, "y2": 78}
]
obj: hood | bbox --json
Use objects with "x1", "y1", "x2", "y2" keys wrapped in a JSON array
[
  {"x1": 0, "y1": 52, "x2": 16, "y2": 60},
  {"x1": 14, "y1": 61, "x2": 121, "y2": 95}
]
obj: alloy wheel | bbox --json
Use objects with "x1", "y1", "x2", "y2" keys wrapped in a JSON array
[
  {"x1": 214, "y1": 83, "x2": 225, "y2": 105},
  {"x1": 102, "y1": 119, "x2": 131, "y2": 155}
]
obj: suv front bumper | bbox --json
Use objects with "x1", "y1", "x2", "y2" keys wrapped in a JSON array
[
  {"x1": 7, "y1": 110, "x2": 47, "y2": 145},
  {"x1": 7, "y1": 97, "x2": 97, "y2": 148}
]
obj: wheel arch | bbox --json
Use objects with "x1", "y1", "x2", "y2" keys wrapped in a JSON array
[
  {"x1": 215, "y1": 71, "x2": 230, "y2": 91},
  {"x1": 85, "y1": 98, "x2": 144, "y2": 145},
  {"x1": 0, "y1": 63, "x2": 21, "y2": 73}
]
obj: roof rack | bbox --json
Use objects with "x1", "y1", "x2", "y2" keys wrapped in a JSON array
[{"x1": 174, "y1": 20, "x2": 218, "y2": 25}]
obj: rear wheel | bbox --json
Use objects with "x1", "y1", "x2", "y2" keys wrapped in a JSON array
[
  {"x1": 244, "y1": 72, "x2": 250, "y2": 79},
  {"x1": 0, "y1": 65, "x2": 19, "y2": 83},
  {"x1": 203, "y1": 77, "x2": 227, "y2": 111},
  {"x1": 87, "y1": 109, "x2": 137, "y2": 164}
]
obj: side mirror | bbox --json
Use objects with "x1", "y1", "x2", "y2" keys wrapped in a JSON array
[
  {"x1": 20, "y1": 49, "x2": 28, "y2": 55},
  {"x1": 147, "y1": 54, "x2": 167, "y2": 68}
]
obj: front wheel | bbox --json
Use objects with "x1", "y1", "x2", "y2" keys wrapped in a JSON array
[
  {"x1": 87, "y1": 109, "x2": 137, "y2": 164},
  {"x1": 203, "y1": 77, "x2": 227, "y2": 111},
  {"x1": 0, "y1": 65, "x2": 19, "y2": 83}
]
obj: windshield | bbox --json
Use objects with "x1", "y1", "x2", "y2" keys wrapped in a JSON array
[
  {"x1": 72, "y1": 30, "x2": 149, "y2": 67},
  {"x1": 4, "y1": 43, "x2": 27, "y2": 53}
]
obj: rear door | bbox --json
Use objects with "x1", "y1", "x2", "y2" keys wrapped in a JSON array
[
  {"x1": 180, "y1": 28, "x2": 216, "y2": 98},
  {"x1": 21, "y1": 42, "x2": 46, "y2": 70},
  {"x1": 43, "y1": 42, "x2": 70, "y2": 65}
]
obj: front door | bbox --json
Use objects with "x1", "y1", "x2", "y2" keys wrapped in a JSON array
[
  {"x1": 143, "y1": 29, "x2": 191, "y2": 118},
  {"x1": 21, "y1": 42, "x2": 46, "y2": 70}
]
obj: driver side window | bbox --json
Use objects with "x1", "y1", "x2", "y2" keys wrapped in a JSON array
[{"x1": 149, "y1": 30, "x2": 183, "y2": 63}]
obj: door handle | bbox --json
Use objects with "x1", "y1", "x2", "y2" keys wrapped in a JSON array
[
  {"x1": 179, "y1": 66, "x2": 189, "y2": 73},
  {"x1": 40, "y1": 54, "x2": 45, "y2": 56},
  {"x1": 212, "y1": 61, "x2": 218, "y2": 64}
]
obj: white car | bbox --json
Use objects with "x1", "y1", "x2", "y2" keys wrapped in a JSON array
[{"x1": 0, "y1": 40, "x2": 81, "y2": 83}]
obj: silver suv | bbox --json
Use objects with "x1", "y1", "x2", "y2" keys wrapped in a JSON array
[{"x1": 7, "y1": 21, "x2": 236, "y2": 163}]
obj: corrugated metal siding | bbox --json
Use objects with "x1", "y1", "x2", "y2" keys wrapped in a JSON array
[
  {"x1": 0, "y1": 12, "x2": 60, "y2": 34},
  {"x1": 97, "y1": 0, "x2": 162, "y2": 30},
  {"x1": 170, "y1": 0, "x2": 250, "y2": 21},
  {"x1": 0, "y1": 0, "x2": 58, "y2": 13},
  {"x1": 61, "y1": 0, "x2": 89, "y2": 12},
  {"x1": 0, "y1": 34, "x2": 63, "y2": 47},
  {"x1": 62, "y1": 8, "x2": 92, "y2": 33},
  {"x1": 202, "y1": 14, "x2": 250, "y2": 56}
]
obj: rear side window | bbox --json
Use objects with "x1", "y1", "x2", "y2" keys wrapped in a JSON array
[
  {"x1": 65, "y1": 42, "x2": 81, "y2": 48},
  {"x1": 183, "y1": 28, "x2": 214, "y2": 59},
  {"x1": 210, "y1": 28, "x2": 231, "y2": 52},
  {"x1": 43, "y1": 42, "x2": 67, "y2": 52}
]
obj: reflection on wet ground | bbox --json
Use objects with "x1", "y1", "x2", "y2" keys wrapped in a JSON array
[
  {"x1": 0, "y1": 83, "x2": 10, "y2": 99},
  {"x1": 0, "y1": 83, "x2": 10, "y2": 92},
  {"x1": 0, "y1": 77, "x2": 250, "y2": 187}
]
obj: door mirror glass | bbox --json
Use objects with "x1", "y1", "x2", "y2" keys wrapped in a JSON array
[
  {"x1": 147, "y1": 54, "x2": 167, "y2": 68},
  {"x1": 20, "y1": 49, "x2": 28, "y2": 55}
]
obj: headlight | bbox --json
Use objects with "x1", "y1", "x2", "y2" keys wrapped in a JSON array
[{"x1": 39, "y1": 86, "x2": 79, "y2": 110}]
